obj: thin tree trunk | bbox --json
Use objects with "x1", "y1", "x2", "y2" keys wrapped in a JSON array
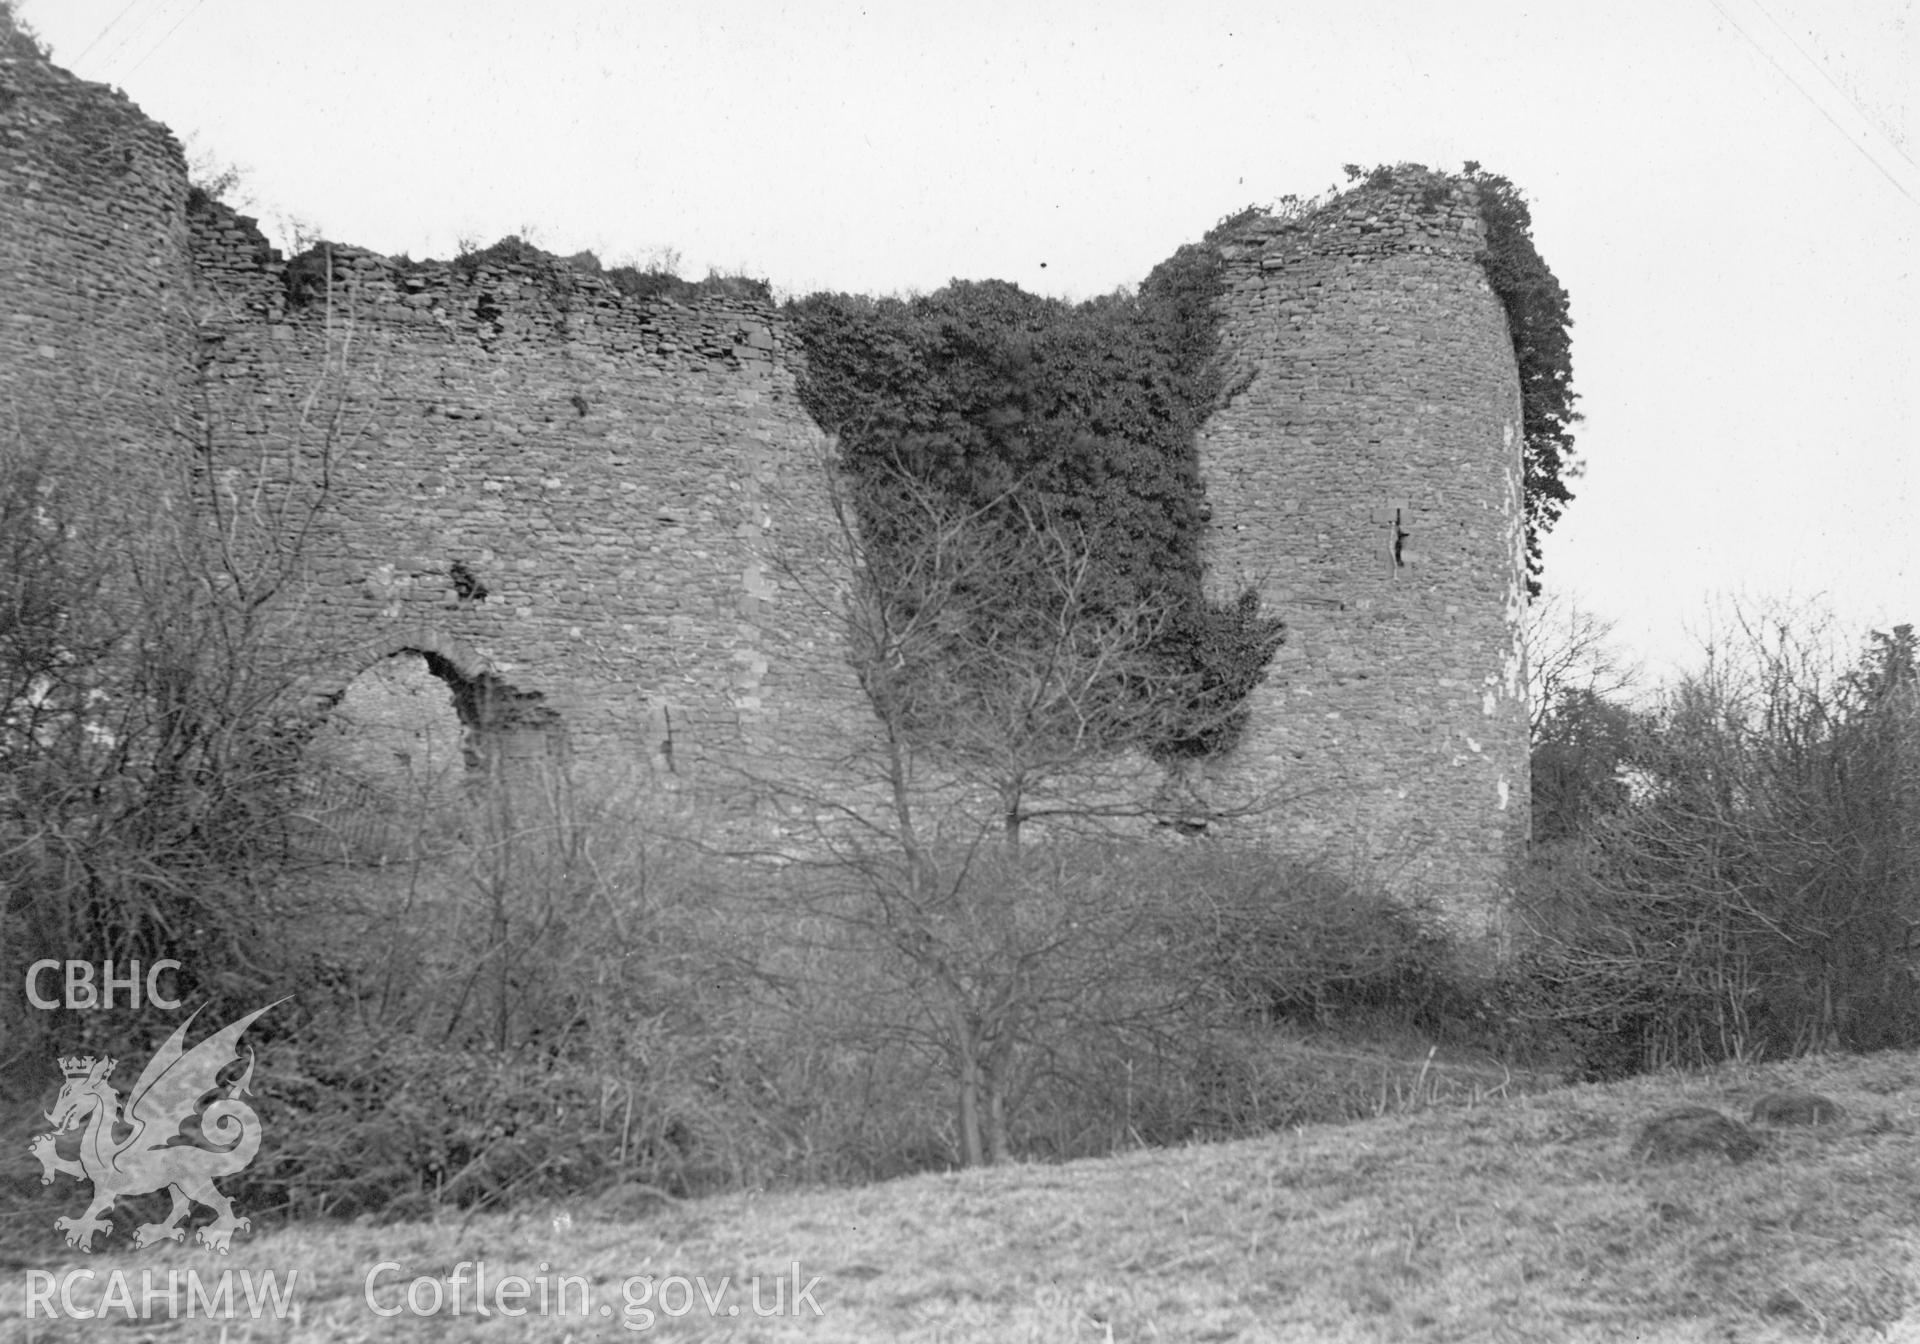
[
  {"x1": 984, "y1": 1043, "x2": 1011, "y2": 1165},
  {"x1": 956, "y1": 1046, "x2": 985, "y2": 1167}
]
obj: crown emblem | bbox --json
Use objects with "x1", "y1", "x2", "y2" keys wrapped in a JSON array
[{"x1": 58, "y1": 1056, "x2": 110, "y2": 1079}]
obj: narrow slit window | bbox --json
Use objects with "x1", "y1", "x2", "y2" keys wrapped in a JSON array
[{"x1": 1370, "y1": 499, "x2": 1410, "y2": 577}]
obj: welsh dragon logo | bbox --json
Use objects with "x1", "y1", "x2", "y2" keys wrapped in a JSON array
[{"x1": 28, "y1": 1000, "x2": 285, "y2": 1254}]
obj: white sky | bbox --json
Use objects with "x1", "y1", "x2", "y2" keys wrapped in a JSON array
[{"x1": 19, "y1": 0, "x2": 1918, "y2": 684}]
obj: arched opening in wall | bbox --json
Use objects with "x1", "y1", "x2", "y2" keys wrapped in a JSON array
[
  {"x1": 300, "y1": 653, "x2": 466, "y2": 864},
  {"x1": 297, "y1": 650, "x2": 566, "y2": 864}
]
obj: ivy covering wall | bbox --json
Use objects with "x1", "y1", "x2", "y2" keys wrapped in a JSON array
[
  {"x1": 788, "y1": 164, "x2": 1576, "y2": 757},
  {"x1": 788, "y1": 231, "x2": 1286, "y2": 761},
  {"x1": 1465, "y1": 165, "x2": 1579, "y2": 594}
]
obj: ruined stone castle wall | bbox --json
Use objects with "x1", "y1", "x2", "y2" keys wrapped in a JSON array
[
  {"x1": 1198, "y1": 171, "x2": 1530, "y2": 946},
  {"x1": 1, "y1": 37, "x2": 1532, "y2": 930},
  {"x1": 0, "y1": 32, "x2": 197, "y2": 509},
  {"x1": 189, "y1": 208, "x2": 859, "y2": 784}
]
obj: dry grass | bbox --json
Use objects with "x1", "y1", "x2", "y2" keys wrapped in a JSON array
[{"x1": 7, "y1": 1050, "x2": 1920, "y2": 1341}]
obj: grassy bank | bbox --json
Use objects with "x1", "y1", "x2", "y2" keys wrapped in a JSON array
[{"x1": 6, "y1": 1048, "x2": 1918, "y2": 1342}]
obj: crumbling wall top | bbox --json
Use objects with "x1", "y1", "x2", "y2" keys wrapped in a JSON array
[
  {"x1": 187, "y1": 196, "x2": 789, "y2": 375},
  {"x1": 1212, "y1": 166, "x2": 1489, "y2": 272}
]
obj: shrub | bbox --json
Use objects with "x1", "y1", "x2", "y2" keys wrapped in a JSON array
[
  {"x1": 1512, "y1": 615, "x2": 1920, "y2": 1075},
  {"x1": 199, "y1": 779, "x2": 826, "y2": 1218},
  {"x1": 1176, "y1": 846, "x2": 1469, "y2": 1031},
  {"x1": 1, "y1": 315, "x2": 358, "y2": 1080},
  {"x1": 709, "y1": 832, "x2": 1497, "y2": 1173}
]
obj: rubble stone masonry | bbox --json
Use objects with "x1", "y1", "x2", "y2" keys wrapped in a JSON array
[
  {"x1": 1199, "y1": 174, "x2": 1530, "y2": 944},
  {"x1": 186, "y1": 219, "x2": 854, "y2": 782},
  {"x1": 2, "y1": 38, "x2": 1527, "y2": 942},
  {"x1": 0, "y1": 34, "x2": 196, "y2": 511}
]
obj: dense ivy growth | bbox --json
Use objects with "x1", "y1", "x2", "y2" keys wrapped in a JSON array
[
  {"x1": 1463, "y1": 164, "x2": 1580, "y2": 595},
  {"x1": 790, "y1": 164, "x2": 1575, "y2": 754},
  {"x1": 789, "y1": 240, "x2": 1284, "y2": 760}
]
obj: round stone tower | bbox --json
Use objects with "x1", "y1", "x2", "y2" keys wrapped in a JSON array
[
  {"x1": 1198, "y1": 167, "x2": 1530, "y2": 951},
  {"x1": 0, "y1": 27, "x2": 198, "y2": 493}
]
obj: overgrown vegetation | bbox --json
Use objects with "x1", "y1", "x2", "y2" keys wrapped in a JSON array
[
  {"x1": 1465, "y1": 162, "x2": 1581, "y2": 594},
  {"x1": 788, "y1": 239, "x2": 1284, "y2": 763},
  {"x1": 0, "y1": 379, "x2": 1489, "y2": 1215},
  {"x1": 0, "y1": 281, "x2": 366, "y2": 1080},
  {"x1": 125, "y1": 1048, "x2": 1920, "y2": 1344},
  {"x1": 226, "y1": 818, "x2": 1489, "y2": 1211},
  {"x1": 1515, "y1": 610, "x2": 1920, "y2": 1078},
  {"x1": 17, "y1": 114, "x2": 1914, "y2": 1255},
  {"x1": 7, "y1": 739, "x2": 1498, "y2": 1225}
]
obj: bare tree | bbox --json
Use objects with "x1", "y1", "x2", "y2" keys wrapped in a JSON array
[
  {"x1": 1523, "y1": 604, "x2": 1920, "y2": 1068},
  {"x1": 1525, "y1": 589, "x2": 1639, "y2": 738},
  {"x1": 755, "y1": 466, "x2": 1273, "y2": 1167},
  {"x1": 847, "y1": 480, "x2": 1213, "y2": 846}
]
